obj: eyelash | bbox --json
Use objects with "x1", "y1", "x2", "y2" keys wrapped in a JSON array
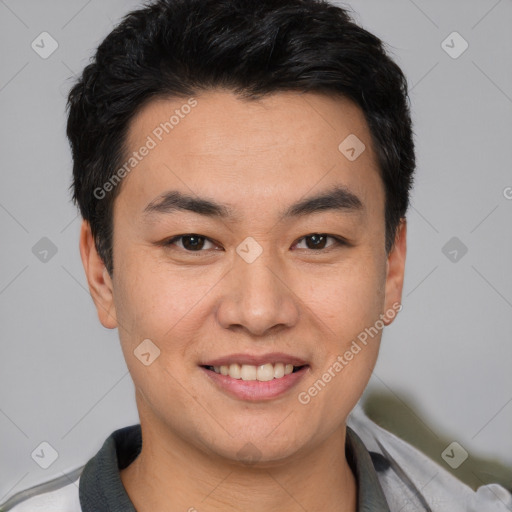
[{"x1": 162, "y1": 233, "x2": 347, "y2": 255}]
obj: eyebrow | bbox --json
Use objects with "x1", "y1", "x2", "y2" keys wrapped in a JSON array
[{"x1": 142, "y1": 185, "x2": 364, "y2": 222}]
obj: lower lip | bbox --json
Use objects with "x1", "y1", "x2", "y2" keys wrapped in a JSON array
[{"x1": 201, "y1": 366, "x2": 309, "y2": 401}]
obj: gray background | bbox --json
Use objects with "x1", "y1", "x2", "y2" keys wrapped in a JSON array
[{"x1": 1, "y1": 0, "x2": 511, "y2": 503}]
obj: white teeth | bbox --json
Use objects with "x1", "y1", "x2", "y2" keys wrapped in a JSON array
[
  {"x1": 256, "y1": 363, "x2": 274, "y2": 382},
  {"x1": 210, "y1": 362, "x2": 302, "y2": 381},
  {"x1": 229, "y1": 363, "x2": 241, "y2": 379},
  {"x1": 273, "y1": 362, "x2": 285, "y2": 379},
  {"x1": 241, "y1": 364, "x2": 257, "y2": 380}
]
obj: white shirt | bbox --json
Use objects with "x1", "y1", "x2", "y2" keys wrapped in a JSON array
[{"x1": 3, "y1": 404, "x2": 511, "y2": 512}]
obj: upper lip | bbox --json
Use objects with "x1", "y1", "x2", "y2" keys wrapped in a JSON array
[{"x1": 201, "y1": 352, "x2": 308, "y2": 367}]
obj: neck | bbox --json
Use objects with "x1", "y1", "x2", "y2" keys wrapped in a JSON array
[{"x1": 120, "y1": 403, "x2": 357, "y2": 512}]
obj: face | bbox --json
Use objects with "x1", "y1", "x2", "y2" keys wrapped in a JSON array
[{"x1": 81, "y1": 90, "x2": 406, "y2": 466}]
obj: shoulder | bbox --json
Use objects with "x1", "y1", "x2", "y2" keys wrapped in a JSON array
[
  {"x1": 0, "y1": 468, "x2": 83, "y2": 512},
  {"x1": 3, "y1": 424, "x2": 141, "y2": 512},
  {"x1": 348, "y1": 404, "x2": 512, "y2": 512}
]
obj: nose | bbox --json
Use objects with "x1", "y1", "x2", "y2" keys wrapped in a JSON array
[{"x1": 215, "y1": 247, "x2": 300, "y2": 338}]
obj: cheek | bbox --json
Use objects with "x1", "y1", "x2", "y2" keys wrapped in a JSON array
[
  {"x1": 112, "y1": 252, "x2": 227, "y2": 387},
  {"x1": 111, "y1": 261, "x2": 205, "y2": 411},
  {"x1": 294, "y1": 249, "x2": 386, "y2": 400},
  {"x1": 113, "y1": 248, "x2": 204, "y2": 335},
  {"x1": 298, "y1": 251, "x2": 386, "y2": 338}
]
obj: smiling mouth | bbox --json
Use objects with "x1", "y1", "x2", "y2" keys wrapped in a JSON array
[{"x1": 202, "y1": 363, "x2": 308, "y2": 382}]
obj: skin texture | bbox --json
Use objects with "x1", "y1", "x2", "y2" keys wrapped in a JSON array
[{"x1": 79, "y1": 90, "x2": 407, "y2": 512}]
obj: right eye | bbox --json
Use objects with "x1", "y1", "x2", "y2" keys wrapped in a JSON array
[{"x1": 163, "y1": 234, "x2": 220, "y2": 253}]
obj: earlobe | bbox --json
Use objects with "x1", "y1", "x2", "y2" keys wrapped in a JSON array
[
  {"x1": 383, "y1": 218, "x2": 407, "y2": 326},
  {"x1": 79, "y1": 220, "x2": 118, "y2": 329}
]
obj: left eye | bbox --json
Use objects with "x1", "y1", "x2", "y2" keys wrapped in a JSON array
[{"x1": 293, "y1": 234, "x2": 344, "y2": 251}]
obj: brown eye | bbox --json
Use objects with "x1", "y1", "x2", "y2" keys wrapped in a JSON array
[
  {"x1": 294, "y1": 234, "x2": 345, "y2": 251},
  {"x1": 165, "y1": 234, "x2": 216, "y2": 252}
]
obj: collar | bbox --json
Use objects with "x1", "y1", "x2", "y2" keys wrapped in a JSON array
[{"x1": 79, "y1": 424, "x2": 390, "y2": 511}]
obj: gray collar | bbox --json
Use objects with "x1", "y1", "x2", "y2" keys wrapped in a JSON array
[{"x1": 79, "y1": 424, "x2": 390, "y2": 511}]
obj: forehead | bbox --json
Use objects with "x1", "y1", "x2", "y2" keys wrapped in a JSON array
[{"x1": 116, "y1": 90, "x2": 383, "y2": 222}]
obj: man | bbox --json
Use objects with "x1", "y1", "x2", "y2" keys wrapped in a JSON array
[{"x1": 3, "y1": 0, "x2": 511, "y2": 510}]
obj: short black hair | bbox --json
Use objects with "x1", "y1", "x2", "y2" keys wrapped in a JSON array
[{"x1": 66, "y1": 0, "x2": 415, "y2": 276}]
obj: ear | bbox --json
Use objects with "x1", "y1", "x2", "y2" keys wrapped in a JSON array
[
  {"x1": 79, "y1": 219, "x2": 118, "y2": 329},
  {"x1": 383, "y1": 218, "x2": 407, "y2": 325}
]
